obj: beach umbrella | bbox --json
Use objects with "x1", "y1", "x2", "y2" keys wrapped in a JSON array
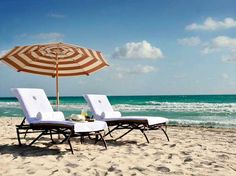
[{"x1": 0, "y1": 42, "x2": 109, "y2": 110}]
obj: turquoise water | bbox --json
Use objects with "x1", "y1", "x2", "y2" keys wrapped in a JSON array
[{"x1": 1, "y1": 95, "x2": 236, "y2": 128}]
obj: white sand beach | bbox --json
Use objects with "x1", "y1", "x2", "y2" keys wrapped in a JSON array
[{"x1": 0, "y1": 118, "x2": 236, "y2": 176}]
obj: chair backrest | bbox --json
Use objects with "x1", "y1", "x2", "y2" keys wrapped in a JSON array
[
  {"x1": 83, "y1": 94, "x2": 114, "y2": 120},
  {"x1": 11, "y1": 88, "x2": 54, "y2": 123}
]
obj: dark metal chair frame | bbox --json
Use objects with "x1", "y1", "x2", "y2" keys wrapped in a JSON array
[
  {"x1": 104, "y1": 119, "x2": 169, "y2": 143},
  {"x1": 16, "y1": 117, "x2": 107, "y2": 154}
]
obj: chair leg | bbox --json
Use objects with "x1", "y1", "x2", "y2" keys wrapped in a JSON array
[
  {"x1": 49, "y1": 130, "x2": 56, "y2": 143},
  {"x1": 29, "y1": 131, "x2": 45, "y2": 146},
  {"x1": 140, "y1": 129, "x2": 149, "y2": 143},
  {"x1": 115, "y1": 129, "x2": 133, "y2": 141},
  {"x1": 104, "y1": 125, "x2": 119, "y2": 137},
  {"x1": 67, "y1": 139, "x2": 74, "y2": 154},
  {"x1": 16, "y1": 128, "x2": 22, "y2": 146},
  {"x1": 23, "y1": 129, "x2": 29, "y2": 139},
  {"x1": 95, "y1": 134, "x2": 99, "y2": 144},
  {"x1": 161, "y1": 127, "x2": 170, "y2": 141},
  {"x1": 107, "y1": 127, "x2": 113, "y2": 138},
  {"x1": 99, "y1": 133, "x2": 107, "y2": 149},
  {"x1": 80, "y1": 135, "x2": 84, "y2": 144},
  {"x1": 60, "y1": 131, "x2": 74, "y2": 154}
]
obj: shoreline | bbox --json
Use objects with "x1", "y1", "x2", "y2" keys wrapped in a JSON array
[
  {"x1": 0, "y1": 118, "x2": 236, "y2": 175},
  {"x1": 1, "y1": 116, "x2": 236, "y2": 129}
]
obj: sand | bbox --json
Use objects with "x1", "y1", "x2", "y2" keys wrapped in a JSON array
[{"x1": 0, "y1": 118, "x2": 235, "y2": 176}]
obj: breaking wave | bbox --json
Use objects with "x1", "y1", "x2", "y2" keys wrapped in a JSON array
[{"x1": 113, "y1": 102, "x2": 236, "y2": 114}]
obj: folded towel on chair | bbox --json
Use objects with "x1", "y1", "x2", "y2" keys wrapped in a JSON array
[
  {"x1": 36, "y1": 111, "x2": 65, "y2": 121},
  {"x1": 101, "y1": 111, "x2": 121, "y2": 119}
]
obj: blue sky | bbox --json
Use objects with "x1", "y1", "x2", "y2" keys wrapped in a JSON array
[{"x1": 1, "y1": 0, "x2": 236, "y2": 97}]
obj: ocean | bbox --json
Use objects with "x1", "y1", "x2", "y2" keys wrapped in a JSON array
[{"x1": 1, "y1": 95, "x2": 236, "y2": 128}]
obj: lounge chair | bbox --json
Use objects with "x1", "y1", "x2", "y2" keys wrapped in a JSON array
[
  {"x1": 12, "y1": 88, "x2": 107, "y2": 154},
  {"x1": 84, "y1": 94, "x2": 169, "y2": 143}
]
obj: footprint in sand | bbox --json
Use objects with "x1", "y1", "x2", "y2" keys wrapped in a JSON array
[
  {"x1": 181, "y1": 151, "x2": 190, "y2": 155},
  {"x1": 200, "y1": 161, "x2": 216, "y2": 166},
  {"x1": 184, "y1": 156, "x2": 193, "y2": 163},
  {"x1": 130, "y1": 166, "x2": 146, "y2": 172},
  {"x1": 63, "y1": 168, "x2": 71, "y2": 174},
  {"x1": 107, "y1": 164, "x2": 122, "y2": 175},
  {"x1": 217, "y1": 154, "x2": 230, "y2": 160},
  {"x1": 168, "y1": 153, "x2": 173, "y2": 159},
  {"x1": 156, "y1": 166, "x2": 170, "y2": 172},
  {"x1": 49, "y1": 169, "x2": 59, "y2": 176},
  {"x1": 26, "y1": 169, "x2": 36, "y2": 174},
  {"x1": 66, "y1": 162, "x2": 79, "y2": 168}
]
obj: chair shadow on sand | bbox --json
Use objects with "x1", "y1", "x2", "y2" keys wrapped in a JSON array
[
  {"x1": 0, "y1": 136, "x2": 145, "y2": 157},
  {"x1": 0, "y1": 136, "x2": 80, "y2": 157},
  {"x1": 0, "y1": 136, "x2": 111, "y2": 157}
]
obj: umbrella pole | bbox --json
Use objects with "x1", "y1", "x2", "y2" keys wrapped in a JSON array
[{"x1": 56, "y1": 54, "x2": 59, "y2": 111}]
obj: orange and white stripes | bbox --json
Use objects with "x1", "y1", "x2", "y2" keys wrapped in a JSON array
[{"x1": 0, "y1": 42, "x2": 109, "y2": 77}]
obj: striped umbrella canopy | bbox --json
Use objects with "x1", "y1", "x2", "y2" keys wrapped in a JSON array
[{"x1": 0, "y1": 42, "x2": 109, "y2": 109}]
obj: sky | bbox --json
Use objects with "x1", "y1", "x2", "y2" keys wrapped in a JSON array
[{"x1": 1, "y1": 0, "x2": 236, "y2": 97}]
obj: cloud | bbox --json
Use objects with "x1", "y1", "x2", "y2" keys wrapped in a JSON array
[
  {"x1": 114, "y1": 65, "x2": 157, "y2": 79},
  {"x1": 112, "y1": 40, "x2": 163, "y2": 60},
  {"x1": 222, "y1": 73, "x2": 229, "y2": 79},
  {"x1": 32, "y1": 33, "x2": 64, "y2": 41},
  {"x1": 47, "y1": 13, "x2": 66, "y2": 18},
  {"x1": 201, "y1": 36, "x2": 236, "y2": 62},
  {"x1": 202, "y1": 36, "x2": 236, "y2": 54},
  {"x1": 186, "y1": 17, "x2": 236, "y2": 31},
  {"x1": 16, "y1": 32, "x2": 65, "y2": 42},
  {"x1": 222, "y1": 53, "x2": 236, "y2": 62},
  {"x1": 177, "y1": 37, "x2": 201, "y2": 46},
  {"x1": 0, "y1": 50, "x2": 9, "y2": 58}
]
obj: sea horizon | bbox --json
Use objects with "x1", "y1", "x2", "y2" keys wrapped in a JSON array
[{"x1": 1, "y1": 93, "x2": 236, "y2": 99}]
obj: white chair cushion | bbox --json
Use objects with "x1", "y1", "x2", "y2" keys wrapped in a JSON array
[
  {"x1": 101, "y1": 111, "x2": 121, "y2": 119},
  {"x1": 36, "y1": 111, "x2": 65, "y2": 121},
  {"x1": 84, "y1": 94, "x2": 114, "y2": 120},
  {"x1": 84, "y1": 94, "x2": 169, "y2": 126},
  {"x1": 104, "y1": 116, "x2": 169, "y2": 126},
  {"x1": 74, "y1": 121, "x2": 107, "y2": 133},
  {"x1": 11, "y1": 88, "x2": 55, "y2": 123},
  {"x1": 32, "y1": 120, "x2": 107, "y2": 133}
]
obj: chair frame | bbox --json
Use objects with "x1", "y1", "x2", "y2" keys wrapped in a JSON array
[
  {"x1": 16, "y1": 117, "x2": 107, "y2": 154},
  {"x1": 104, "y1": 120, "x2": 169, "y2": 143}
]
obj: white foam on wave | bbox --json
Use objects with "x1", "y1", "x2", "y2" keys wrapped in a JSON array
[
  {"x1": 2, "y1": 100, "x2": 236, "y2": 115},
  {"x1": 113, "y1": 102, "x2": 236, "y2": 114},
  {"x1": 170, "y1": 118, "x2": 236, "y2": 127},
  {"x1": 52, "y1": 104, "x2": 89, "y2": 111},
  {"x1": 0, "y1": 102, "x2": 20, "y2": 108},
  {"x1": 0, "y1": 101, "x2": 88, "y2": 110}
]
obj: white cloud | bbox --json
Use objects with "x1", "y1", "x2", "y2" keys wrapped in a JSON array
[
  {"x1": 222, "y1": 53, "x2": 236, "y2": 62},
  {"x1": 186, "y1": 17, "x2": 236, "y2": 31},
  {"x1": 17, "y1": 32, "x2": 65, "y2": 42},
  {"x1": 112, "y1": 40, "x2": 163, "y2": 60},
  {"x1": 32, "y1": 33, "x2": 64, "y2": 41},
  {"x1": 202, "y1": 36, "x2": 236, "y2": 54},
  {"x1": 114, "y1": 65, "x2": 157, "y2": 79},
  {"x1": 222, "y1": 73, "x2": 229, "y2": 79},
  {"x1": 47, "y1": 13, "x2": 65, "y2": 18},
  {"x1": 0, "y1": 50, "x2": 9, "y2": 58},
  {"x1": 201, "y1": 36, "x2": 236, "y2": 62},
  {"x1": 177, "y1": 37, "x2": 201, "y2": 46}
]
